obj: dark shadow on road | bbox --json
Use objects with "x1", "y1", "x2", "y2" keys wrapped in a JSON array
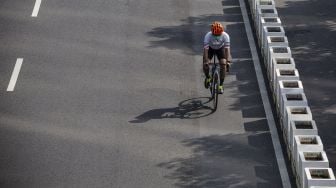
[
  {"x1": 276, "y1": 0, "x2": 336, "y2": 171},
  {"x1": 146, "y1": 0, "x2": 244, "y2": 56},
  {"x1": 157, "y1": 130, "x2": 282, "y2": 188},
  {"x1": 129, "y1": 97, "x2": 214, "y2": 123},
  {"x1": 146, "y1": 13, "x2": 244, "y2": 55}
]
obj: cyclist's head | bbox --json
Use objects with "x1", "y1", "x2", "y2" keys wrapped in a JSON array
[{"x1": 211, "y1": 22, "x2": 224, "y2": 36}]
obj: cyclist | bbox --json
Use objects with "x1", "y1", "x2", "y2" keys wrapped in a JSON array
[{"x1": 203, "y1": 21, "x2": 231, "y2": 94}]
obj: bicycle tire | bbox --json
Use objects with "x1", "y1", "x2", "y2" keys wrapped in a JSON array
[{"x1": 212, "y1": 72, "x2": 219, "y2": 111}]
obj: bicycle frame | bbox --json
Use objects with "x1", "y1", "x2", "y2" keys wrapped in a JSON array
[
  {"x1": 210, "y1": 58, "x2": 219, "y2": 78},
  {"x1": 209, "y1": 57, "x2": 220, "y2": 110}
]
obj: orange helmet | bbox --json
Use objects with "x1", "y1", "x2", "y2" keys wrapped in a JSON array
[{"x1": 211, "y1": 22, "x2": 224, "y2": 35}]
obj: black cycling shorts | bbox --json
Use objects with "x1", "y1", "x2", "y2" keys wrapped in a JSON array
[{"x1": 208, "y1": 46, "x2": 225, "y2": 60}]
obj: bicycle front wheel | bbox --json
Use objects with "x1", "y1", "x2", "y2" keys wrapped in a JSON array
[{"x1": 212, "y1": 72, "x2": 219, "y2": 111}]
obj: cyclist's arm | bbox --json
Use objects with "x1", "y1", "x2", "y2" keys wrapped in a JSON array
[
  {"x1": 203, "y1": 32, "x2": 211, "y2": 63},
  {"x1": 203, "y1": 47, "x2": 210, "y2": 63},
  {"x1": 224, "y1": 47, "x2": 231, "y2": 63},
  {"x1": 223, "y1": 32, "x2": 231, "y2": 63}
]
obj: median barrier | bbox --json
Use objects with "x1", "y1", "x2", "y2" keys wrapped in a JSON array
[
  {"x1": 304, "y1": 168, "x2": 336, "y2": 188},
  {"x1": 271, "y1": 57, "x2": 296, "y2": 91},
  {"x1": 251, "y1": 0, "x2": 275, "y2": 21},
  {"x1": 249, "y1": 0, "x2": 257, "y2": 16},
  {"x1": 262, "y1": 26, "x2": 285, "y2": 56},
  {"x1": 290, "y1": 120, "x2": 318, "y2": 155},
  {"x1": 255, "y1": 6, "x2": 277, "y2": 30},
  {"x1": 298, "y1": 151, "x2": 329, "y2": 188},
  {"x1": 274, "y1": 68, "x2": 299, "y2": 94},
  {"x1": 264, "y1": 36, "x2": 289, "y2": 69},
  {"x1": 245, "y1": 1, "x2": 336, "y2": 187},
  {"x1": 258, "y1": 17, "x2": 282, "y2": 45},
  {"x1": 277, "y1": 80, "x2": 303, "y2": 109},
  {"x1": 270, "y1": 57, "x2": 295, "y2": 90},
  {"x1": 294, "y1": 135, "x2": 323, "y2": 173},
  {"x1": 276, "y1": 72, "x2": 301, "y2": 115},
  {"x1": 280, "y1": 92, "x2": 307, "y2": 123},
  {"x1": 284, "y1": 106, "x2": 313, "y2": 146},
  {"x1": 255, "y1": 2, "x2": 276, "y2": 34},
  {"x1": 267, "y1": 46, "x2": 291, "y2": 75}
]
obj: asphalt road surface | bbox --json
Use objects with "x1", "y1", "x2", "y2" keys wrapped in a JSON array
[{"x1": 0, "y1": 0, "x2": 304, "y2": 187}]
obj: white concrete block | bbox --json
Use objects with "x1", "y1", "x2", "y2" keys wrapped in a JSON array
[
  {"x1": 274, "y1": 68, "x2": 299, "y2": 92},
  {"x1": 277, "y1": 80, "x2": 304, "y2": 108},
  {"x1": 250, "y1": 0, "x2": 256, "y2": 17},
  {"x1": 280, "y1": 92, "x2": 307, "y2": 124},
  {"x1": 271, "y1": 58, "x2": 296, "y2": 87},
  {"x1": 264, "y1": 36, "x2": 289, "y2": 68},
  {"x1": 267, "y1": 46, "x2": 291, "y2": 74},
  {"x1": 255, "y1": 5, "x2": 277, "y2": 28},
  {"x1": 258, "y1": 17, "x2": 281, "y2": 44},
  {"x1": 250, "y1": 0, "x2": 257, "y2": 18},
  {"x1": 294, "y1": 135, "x2": 323, "y2": 171},
  {"x1": 298, "y1": 151, "x2": 329, "y2": 188},
  {"x1": 284, "y1": 106, "x2": 313, "y2": 139},
  {"x1": 290, "y1": 120, "x2": 318, "y2": 152},
  {"x1": 252, "y1": 0, "x2": 275, "y2": 20},
  {"x1": 305, "y1": 168, "x2": 336, "y2": 188},
  {"x1": 262, "y1": 26, "x2": 285, "y2": 60}
]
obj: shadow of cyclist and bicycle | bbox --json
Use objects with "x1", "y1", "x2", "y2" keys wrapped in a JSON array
[{"x1": 129, "y1": 97, "x2": 215, "y2": 123}]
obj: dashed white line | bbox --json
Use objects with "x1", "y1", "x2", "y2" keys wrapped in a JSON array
[
  {"x1": 32, "y1": 0, "x2": 42, "y2": 17},
  {"x1": 238, "y1": 0, "x2": 292, "y2": 187},
  {"x1": 7, "y1": 58, "x2": 23, "y2": 92}
]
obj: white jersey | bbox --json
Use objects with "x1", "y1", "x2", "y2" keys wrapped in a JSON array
[{"x1": 203, "y1": 31, "x2": 230, "y2": 50}]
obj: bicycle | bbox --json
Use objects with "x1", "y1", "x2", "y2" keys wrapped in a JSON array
[{"x1": 209, "y1": 57, "x2": 221, "y2": 111}]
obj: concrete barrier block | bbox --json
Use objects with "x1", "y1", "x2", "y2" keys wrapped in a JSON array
[
  {"x1": 284, "y1": 106, "x2": 313, "y2": 140},
  {"x1": 280, "y1": 92, "x2": 307, "y2": 122},
  {"x1": 305, "y1": 168, "x2": 336, "y2": 188},
  {"x1": 271, "y1": 58, "x2": 296, "y2": 87},
  {"x1": 298, "y1": 151, "x2": 329, "y2": 188},
  {"x1": 273, "y1": 68, "x2": 299, "y2": 93},
  {"x1": 252, "y1": 0, "x2": 276, "y2": 21},
  {"x1": 294, "y1": 135, "x2": 323, "y2": 171},
  {"x1": 277, "y1": 80, "x2": 304, "y2": 108},
  {"x1": 255, "y1": 5, "x2": 277, "y2": 28},
  {"x1": 264, "y1": 36, "x2": 289, "y2": 67},
  {"x1": 250, "y1": 0, "x2": 258, "y2": 19},
  {"x1": 250, "y1": 0, "x2": 258, "y2": 18},
  {"x1": 258, "y1": 17, "x2": 281, "y2": 45},
  {"x1": 290, "y1": 120, "x2": 318, "y2": 153},
  {"x1": 267, "y1": 46, "x2": 291, "y2": 74},
  {"x1": 262, "y1": 26, "x2": 285, "y2": 56}
]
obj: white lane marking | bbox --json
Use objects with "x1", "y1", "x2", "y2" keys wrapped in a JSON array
[
  {"x1": 7, "y1": 58, "x2": 23, "y2": 92},
  {"x1": 32, "y1": 0, "x2": 42, "y2": 17},
  {"x1": 238, "y1": 0, "x2": 292, "y2": 187}
]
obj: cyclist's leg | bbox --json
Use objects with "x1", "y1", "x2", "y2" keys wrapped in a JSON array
[{"x1": 217, "y1": 47, "x2": 227, "y2": 86}]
